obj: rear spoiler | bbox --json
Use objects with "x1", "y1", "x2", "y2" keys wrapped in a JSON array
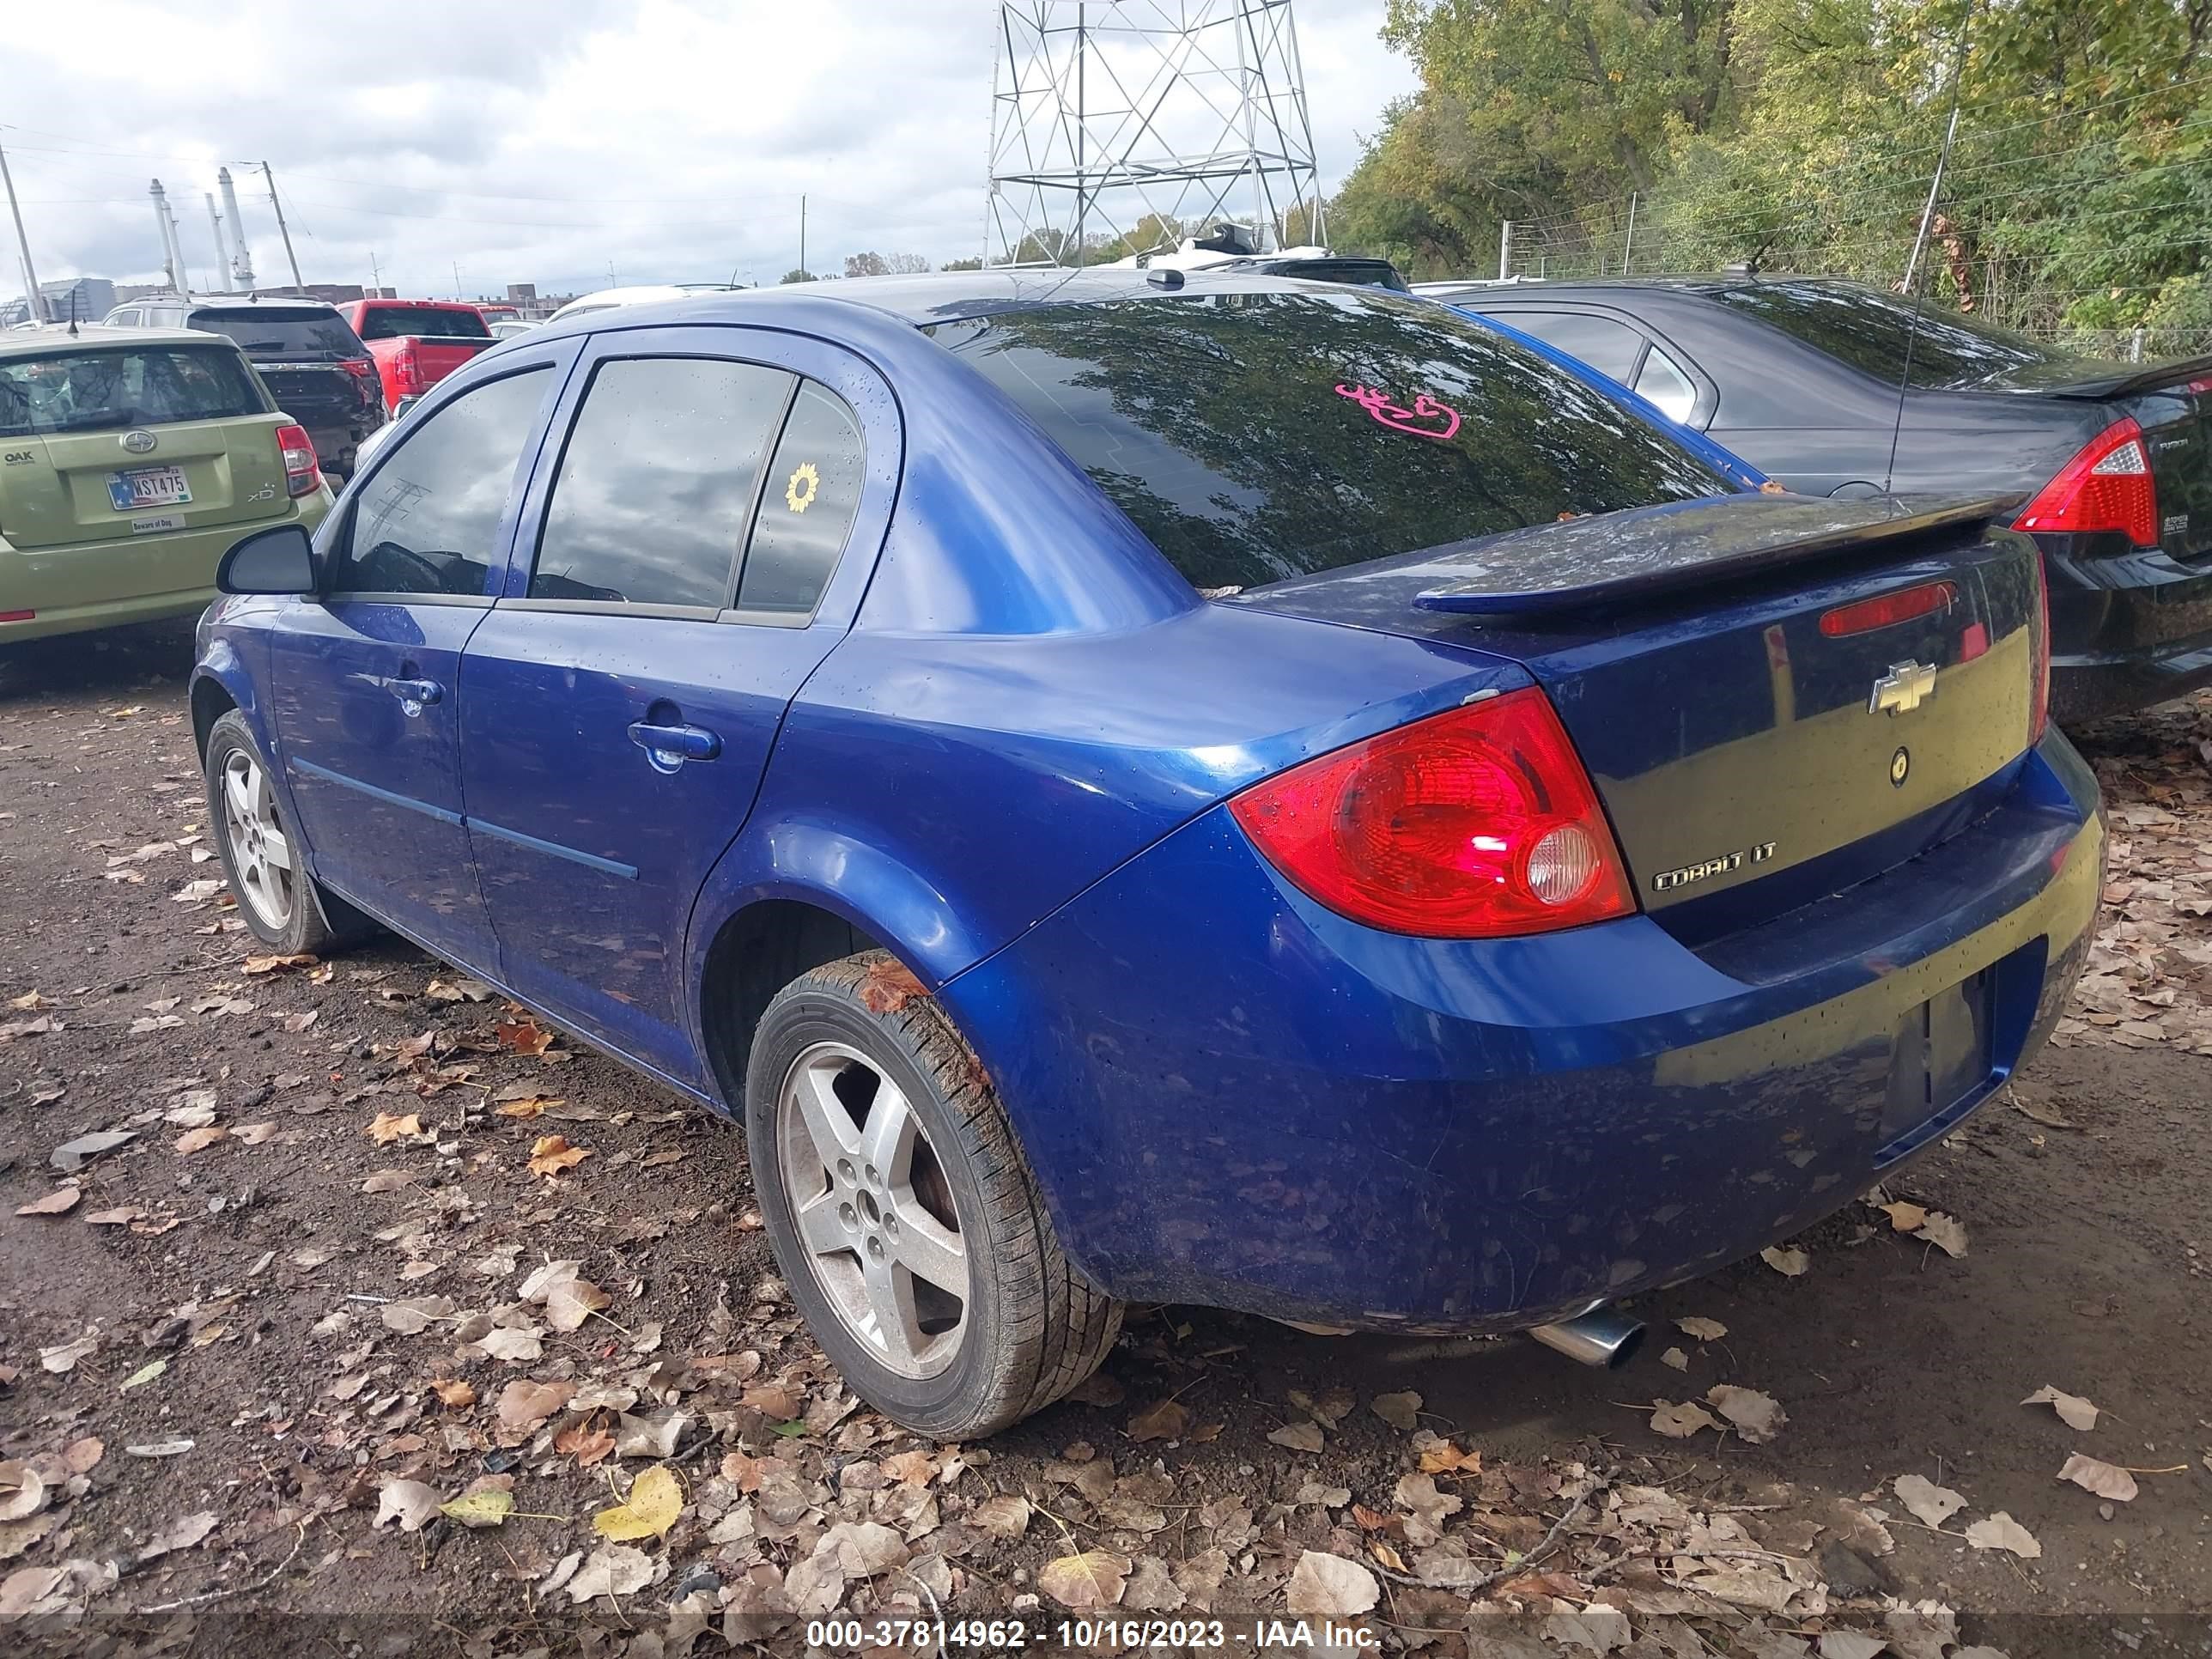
[
  {"x1": 2025, "y1": 352, "x2": 2212, "y2": 401},
  {"x1": 1413, "y1": 495, "x2": 2008, "y2": 618}
]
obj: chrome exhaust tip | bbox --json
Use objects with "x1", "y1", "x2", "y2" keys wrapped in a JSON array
[{"x1": 1527, "y1": 1303, "x2": 1645, "y2": 1369}]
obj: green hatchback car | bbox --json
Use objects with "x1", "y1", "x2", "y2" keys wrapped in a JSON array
[{"x1": 0, "y1": 326, "x2": 334, "y2": 643}]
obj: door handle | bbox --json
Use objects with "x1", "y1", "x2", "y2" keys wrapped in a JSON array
[
  {"x1": 386, "y1": 677, "x2": 442, "y2": 710},
  {"x1": 628, "y1": 720, "x2": 721, "y2": 771}
]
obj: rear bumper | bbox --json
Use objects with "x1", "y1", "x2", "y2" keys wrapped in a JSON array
[
  {"x1": 2046, "y1": 544, "x2": 2212, "y2": 720},
  {"x1": 942, "y1": 734, "x2": 2103, "y2": 1332},
  {"x1": 0, "y1": 494, "x2": 327, "y2": 644}
]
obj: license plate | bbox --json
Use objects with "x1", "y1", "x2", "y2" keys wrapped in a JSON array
[{"x1": 107, "y1": 465, "x2": 191, "y2": 511}]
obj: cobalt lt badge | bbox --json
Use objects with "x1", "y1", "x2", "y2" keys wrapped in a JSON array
[
  {"x1": 120, "y1": 429, "x2": 157, "y2": 454},
  {"x1": 1890, "y1": 746, "x2": 1911, "y2": 787},
  {"x1": 1869, "y1": 659, "x2": 1936, "y2": 715}
]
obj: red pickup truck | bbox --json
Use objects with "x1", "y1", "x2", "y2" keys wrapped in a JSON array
[{"x1": 336, "y1": 300, "x2": 494, "y2": 415}]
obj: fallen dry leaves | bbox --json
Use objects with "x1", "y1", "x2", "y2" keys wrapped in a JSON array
[
  {"x1": 2058, "y1": 1452, "x2": 2139, "y2": 1502},
  {"x1": 2022, "y1": 1383, "x2": 2100, "y2": 1431},
  {"x1": 526, "y1": 1135, "x2": 592, "y2": 1178},
  {"x1": 592, "y1": 1465, "x2": 683, "y2": 1541}
]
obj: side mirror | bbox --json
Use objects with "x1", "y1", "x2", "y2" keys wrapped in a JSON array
[
  {"x1": 390, "y1": 394, "x2": 422, "y2": 422},
  {"x1": 217, "y1": 524, "x2": 317, "y2": 596}
]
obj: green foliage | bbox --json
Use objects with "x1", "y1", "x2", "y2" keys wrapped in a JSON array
[
  {"x1": 1333, "y1": 0, "x2": 2212, "y2": 334},
  {"x1": 778, "y1": 269, "x2": 817, "y2": 284}
]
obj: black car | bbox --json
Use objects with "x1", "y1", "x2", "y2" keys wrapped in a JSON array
[
  {"x1": 104, "y1": 297, "x2": 384, "y2": 478},
  {"x1": 1425, "y1": 275, "x2": 2212, "y2": 721}
]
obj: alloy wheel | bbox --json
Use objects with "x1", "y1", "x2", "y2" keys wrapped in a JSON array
[
  {"x1": 774, "y1": 1042, "x2": 969, "y2": 1379},
  {"x1": 220, "y1": 749, "x2": 296, "y2": 932}
]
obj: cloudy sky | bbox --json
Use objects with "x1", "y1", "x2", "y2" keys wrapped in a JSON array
[{"x1": 0, "y1": 1, "x2": 1415, "y2": 305}]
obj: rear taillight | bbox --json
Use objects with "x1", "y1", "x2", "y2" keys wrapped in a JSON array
[
  {"x1": 2029, "y1": 552, "x2": 2051, "y2": 744},
  {"x1": 392, "y1": 342, "x2": 422, "y2": 395},
  {"x1": 276, "y1": 422, "x2": 321, "y2": 497},
  {"x1": 2013, "y1": 417, "x2": 2159, "y2": 549},
  {"x1": 1, "y1": 611, "x2": 34, "y2": 623},
  {"x1": 341, "y1": 357, "x2": 376, "y2": 380},
  {"x1": 1229, "y1": 688, "x2": 1637, "y2": 938}
]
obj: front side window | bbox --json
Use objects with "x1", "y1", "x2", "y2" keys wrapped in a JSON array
[
  {"x1": 530, "y1": 356, "x2": 794, "y2": 606},
  {"x1": 332, "y1": 368, "x2": 551, "y2": 597},
  {"x1": 0, "y1": 347, "x2": 265, "y2": 437},
  {"x1": 739, "y1": 381, "x2": 866, "y2": 615},
  {"x1": 938, "y1": 291, "x2": 1731, "y2": 592}
]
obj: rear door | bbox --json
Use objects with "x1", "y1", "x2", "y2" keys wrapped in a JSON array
[
  {"x1": 266, "y1": 347, "x2": 575, "y2": 962},
  {"x1": 458, "y1": 325, "x2": 897, "y2": 1086}
]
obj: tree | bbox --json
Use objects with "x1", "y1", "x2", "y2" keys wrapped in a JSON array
[
  {"x1": 941, "y1": 255, "x2": 985, "y2": 271},
  {"x1": 844, "y1": 252, "x2": 890, "y2": 278},
  {"x1": 779, "y1": 269, "x2": 817, "y2": 284}
]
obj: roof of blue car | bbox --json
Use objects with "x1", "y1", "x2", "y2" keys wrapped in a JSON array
[{"x1": 538, "y1": 268, "x2": 1374, "y2": 337}]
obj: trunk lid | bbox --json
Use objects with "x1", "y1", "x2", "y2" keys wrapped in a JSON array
[
  {"x1": 2, "y1": 412, "x2": 295, "y2": 551},
  {"x1": 1226, "y1": 494, "x2": 2042, "y2": 915}
]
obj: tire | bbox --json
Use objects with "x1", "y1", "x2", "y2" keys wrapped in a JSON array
[
  {"x1": 202, "y1": 709, "x2": 378, "y2": 956},
  {"x1": 746, "y1": 951, "x2": 1121, "y2": 1439}
]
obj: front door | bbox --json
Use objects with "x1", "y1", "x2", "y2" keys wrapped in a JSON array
[
  {"x1": 458, "y1": 326, "x2": 895, "y2": 1085},
  {"x1": 267, "y1": 356, "x2": 568, "y2": 961}
]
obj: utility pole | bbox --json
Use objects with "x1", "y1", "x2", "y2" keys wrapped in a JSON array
[
  {"x1": 1621, "y1": 192, "x2": 1638, "y2": 276},
  {"x1": 369, "y1": 249, "x2": 380, "y2": 293},
  {"x1": 259, "y1": 161, "x2": 304, "y2": 292},
  {"x1": 1498, "y1": 219, "x2": 1514, "y2": 281},
  {"x1": 799, "y1": 194, "x2": 806, "y2": 278},
  {"x1": 453, "y1": 259, "x2": 464, "y2": 301},
  {"x1": 0, "y1": 140, "x2": 44, "y2": 323}
]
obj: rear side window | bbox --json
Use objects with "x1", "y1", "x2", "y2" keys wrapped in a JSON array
[
  {"x1": 1711, "y1": 283, "x2": 2070, "y2": 391},
  {"x1": 739, "y1": 382, "x2": 866, "y2": 615},
  {"x1": 937, "y1": 292, "x2": 1731, "y2": 591},
  {"x1": 1635, "y1": 348, "x2": 1698, "y2": 423},
  {"x1": 1500, "y1": 311, "x2": 1644, "y2": 384},
  {"x1": 187, "y1": 307, "x2": 367, "y2": 358},
  {"x1": 356, "y1": 307, "x2": 492, "y2": 343},
  {"x1": 530, "y1": 356, "x2": 795, "y2": 606},
  {"x1": 335, "y1": 368, "x2": 551, "y2": 596},
  {"x1": 0, "y1": 347, "x2": 265, "y2": 437}
]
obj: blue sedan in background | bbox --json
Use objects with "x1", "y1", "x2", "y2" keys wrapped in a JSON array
[{"x1": 191, "y1": 270, "x2": 2101, "y2": 1438}]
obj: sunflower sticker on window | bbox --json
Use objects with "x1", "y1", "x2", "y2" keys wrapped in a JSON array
[{"x1": 785, "y1": 460, "x2": 820, "y2": 514}]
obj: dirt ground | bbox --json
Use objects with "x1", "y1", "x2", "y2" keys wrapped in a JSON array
[{"x1": 2, "y1": 621, "x2": 2209, "y2": 1659}]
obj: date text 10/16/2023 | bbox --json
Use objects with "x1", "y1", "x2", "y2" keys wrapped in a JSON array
[{"x1": 805, "y1": 1617, "x2": 1382, "y2": 1650}]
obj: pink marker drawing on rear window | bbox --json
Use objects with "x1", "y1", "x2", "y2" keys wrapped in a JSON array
[{"x1": 1334, "y1": 382, "x2": 1462, "y2": 441}]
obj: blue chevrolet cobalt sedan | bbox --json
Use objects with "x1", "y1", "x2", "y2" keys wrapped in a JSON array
[{"x1": 191, "y1": 270, "x2": 2101, "y2": 1438}]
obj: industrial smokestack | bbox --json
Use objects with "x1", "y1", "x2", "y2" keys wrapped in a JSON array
[
  {"x1": 205, "y1": 193, "x2": 227, "y2": 293},
  {"x1": 149, "y1": 179, "x2": 177, "y2": 292},
  {"x1": 217, "y1": 167, "x2": 253, "y2": 289}
]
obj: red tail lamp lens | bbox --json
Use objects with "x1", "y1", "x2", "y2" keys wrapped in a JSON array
[
  {"x1": 2013, "y1": 417, "x2": 2160, "y2": 549},
  {"x1": 1229, "y1": 687, "x2": 1637, "y2": 938},
  {"x1": 1820, "y1": 580, "x2": 1957, "y2": 637}
]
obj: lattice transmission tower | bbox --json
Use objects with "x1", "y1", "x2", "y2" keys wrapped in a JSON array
[{"x1": 985, "y1": 1, "x2": 1325, "y2": 266}]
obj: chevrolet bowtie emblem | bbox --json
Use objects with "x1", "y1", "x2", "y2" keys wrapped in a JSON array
[{"x1": 1869, "y1": 659, "x2": 1936, "y2": 715}]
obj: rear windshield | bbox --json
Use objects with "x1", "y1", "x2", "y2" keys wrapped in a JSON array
[
  {"x1": 356, "y1": 307, "x2": 492, "y2": 342},
  {"x1": 1711, "y1": 283, "x2": 2076, "y2": 391},
  {"x1": 186, "y1": 307, "x2": 366, "y2": 359},
  {"x1": 935, "y1": 291, "x2": 1732, "y2": 590},
  {"x1": 0, "y1": 346, "x2": 266, "y2": 437}
]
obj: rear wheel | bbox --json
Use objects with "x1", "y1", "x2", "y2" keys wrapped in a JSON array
[
  {"x1": 202, "y1": 709, "x2": 377, "y2": 956},
  {"x1": 746, "y1": 951, "x2": 1121, "y2": 1439}
]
